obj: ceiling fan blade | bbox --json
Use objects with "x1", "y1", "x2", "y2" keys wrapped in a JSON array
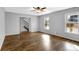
[{"x1": 42, "y1": 7, "x2": 46, "y2": 9}]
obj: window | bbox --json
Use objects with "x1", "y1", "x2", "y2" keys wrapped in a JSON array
[
  {"x1": 65, "y1": 13, "x2": 79, "y2": 34},
  {"x1": 44, "y1": 16, "x2": 50, "y2": 30}
]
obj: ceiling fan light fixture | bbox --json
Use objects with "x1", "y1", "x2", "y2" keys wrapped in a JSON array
[{"x1": 33, "y1": 7, "x2": 47, "y2": 13}]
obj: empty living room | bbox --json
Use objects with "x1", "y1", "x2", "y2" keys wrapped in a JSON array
[{"x1": 0, "y1": 7, "x2": 79, "y2": 51}]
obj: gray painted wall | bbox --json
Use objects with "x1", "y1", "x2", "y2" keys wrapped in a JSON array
[
  {"x1": 5, "y1": 12, "x2": 38, "y2": 35},
  {"x1": 39, "y1": 7, "x2": 79, "y2": 41},
  {"x1": 0, "y1": 8, "x2": 5, "y2": 49}
]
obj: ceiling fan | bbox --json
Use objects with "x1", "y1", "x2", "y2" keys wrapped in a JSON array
[{"x1": 32, "y1": 7, "x2": 47, "y2": 13}]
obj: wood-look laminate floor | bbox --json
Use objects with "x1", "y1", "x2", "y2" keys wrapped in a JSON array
[{"x1": 1, "y1": 32, "x2": 79, "y2": 51}]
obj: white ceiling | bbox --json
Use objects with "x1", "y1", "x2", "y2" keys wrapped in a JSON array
[{"x1": 4, "y1": 7, "x2": 71, "y2": 16}]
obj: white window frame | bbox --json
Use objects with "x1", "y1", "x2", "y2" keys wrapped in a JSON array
[
  {"x1": 44, "y1": 16, "x2": 50, "y2": 30},
  {"x1": 65, "y1": 12, "x2": 79, "y2": 34}
]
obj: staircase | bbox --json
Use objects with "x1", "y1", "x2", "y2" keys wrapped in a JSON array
[
  {"x1": 23, "y1": 19, "x2": 29, "y2": 32},
  {"x1": 20, "y1": 17, "x2": 30, "y2": 32}
]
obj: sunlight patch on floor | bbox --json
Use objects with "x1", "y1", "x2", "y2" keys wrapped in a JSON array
[
  {"x1": 64, "y1": 42, "x2": 79, "y2": 50},
  {"x1": 42, "y1": 34, "x2": 51, "y2": 50}
]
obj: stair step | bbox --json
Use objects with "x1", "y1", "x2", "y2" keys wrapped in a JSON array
[{"x1": 24, "y1": 26, "x2": 29, "y2": 32}]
